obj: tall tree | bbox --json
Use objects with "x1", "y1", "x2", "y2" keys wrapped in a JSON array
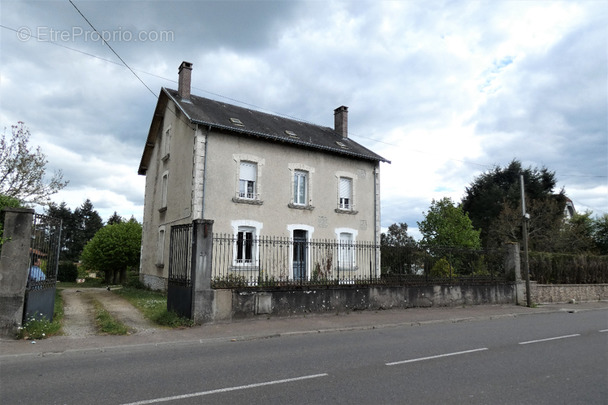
[
  {"x1": 107, "y1": 211, "x2": 124, "y2": 225},
  {"x1": 81, "y1": 220, "x2": 142, "y2": 284},
  {"x1": 461, "y1": 159, "x2": 565, "y2": 249},
  {"x1": 45, "y1": 202, "x2": 77, "y2": 260},
  {"x1": 381, "y1": 222, "x2": 416, "y2": 247},
  {"x1": 0, "y1": 122, "x2": 68, "y2": 205},
  {"x1": 418, "y1": 197, "x2": 481, "y2": 248},
  {"x1": 72, "y1": 199, "x2": 103, "y2": 259},
  {"x1": 593, "y1": 214, "x2": 608, "y2": 255}
]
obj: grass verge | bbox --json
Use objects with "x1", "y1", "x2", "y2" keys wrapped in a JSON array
[
  {"x1": 91, "y1": 298, "x2": 130, "y2": 335},
  {"x1": 114, "y1": 287, "x2": 193, "y2": 328}
]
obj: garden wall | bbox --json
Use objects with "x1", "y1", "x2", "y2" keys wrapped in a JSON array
[
  {"x1": 210, "y1": 283, "x2": 516, "y2": 321},
  {"x1": 529, "y1": 282, "x2": 608, "y2": 304}
]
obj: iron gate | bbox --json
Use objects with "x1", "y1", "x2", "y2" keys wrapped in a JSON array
[
  {"x1": 23, "y1": 213, "x2": 62, "y2": 323},
  {"x1": 167, "y1": 223, "x2": 193, "y2": 319}
]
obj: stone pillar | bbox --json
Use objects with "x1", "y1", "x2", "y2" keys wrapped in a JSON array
[
  {"x1": 0, "y1": 208, "x2": 34, "y2": 337},
  {"x1": 192, "y1": 219, "x2": 219, "y2": 324},
  {"x1": 504, "y1": 242, "x2": 525, "y2": 305}
]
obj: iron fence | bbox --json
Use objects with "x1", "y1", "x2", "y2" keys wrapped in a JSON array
[
  {"x1": 168, "y1": 223, "x2": 193, "y2": 287},
  {"x1": 27, "y1": 213, "x2": 62, "y2": 291},
  {"x1": 212, "y1": 234, "x2": 380, "y2": 288}
]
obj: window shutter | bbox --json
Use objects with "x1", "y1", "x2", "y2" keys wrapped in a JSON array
[
  {"x1": 240, "y1": 162, "x2": 257, "y2": 181},
  {"x1": 339, "y1": 178, "x2": 351, "y2": 198}
]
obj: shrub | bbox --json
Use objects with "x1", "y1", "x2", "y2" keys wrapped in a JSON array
[{"x1": 57, "y1": 261, "x2": 78, "y2": 282}]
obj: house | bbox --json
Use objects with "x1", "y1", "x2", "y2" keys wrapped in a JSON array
[{"x1": 138, "y1": 61, "x2": 389, "y2": 290}]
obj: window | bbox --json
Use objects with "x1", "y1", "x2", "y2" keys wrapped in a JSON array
[
  {"x1": 239, "y1": 162, "x2": 257, "y2": 199},
  {"x1": 235, "y1": 226, "x2": 257, "y2": 265},
  {"x1": 339, "y1": 177, "x2": 352, "y2": 209},
  {"x1": 294, "y1": 170, "x2": 307, "y2": 205},
  {"x1": 156, "y1": 227, "x2": 165, "y2": 267},
  {"x1": 162, "y1": 127, "x2": 171, "y2": 159},
  {"x1": 338, "y1": 232, "x2": 355, "y2": 270},
  {"x1": 160, "y1": 171, "x2": 169, "y2": 211}
]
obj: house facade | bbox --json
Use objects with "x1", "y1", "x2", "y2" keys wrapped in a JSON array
[{"x1": 138, "y1": 62, "x2": 389, "y2": 290}]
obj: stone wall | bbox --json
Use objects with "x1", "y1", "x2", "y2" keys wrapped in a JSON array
[
  {"x1": 529, "y1": 282, "x2": 608, "y2": 304},
  {"x1": 208, "y1": 283, "x2": 516, "y2": 321}
]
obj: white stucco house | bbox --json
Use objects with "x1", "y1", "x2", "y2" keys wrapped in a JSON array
[{"x1": 138, "y1": 61, "x2": 389, "y2": 290}]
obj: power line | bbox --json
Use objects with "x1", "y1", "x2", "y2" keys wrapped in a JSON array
[{"x1": 68, "y1": 0, "x2": 157, "y2": 99}]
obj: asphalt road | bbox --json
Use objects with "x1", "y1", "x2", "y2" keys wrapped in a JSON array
[{"x1": 1, "y1": 310, "x2": 606, "y2": 404}]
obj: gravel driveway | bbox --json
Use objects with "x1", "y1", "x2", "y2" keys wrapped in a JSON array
[{"x1": 61, "y1": 288, "x2": 158, "y2": 337}]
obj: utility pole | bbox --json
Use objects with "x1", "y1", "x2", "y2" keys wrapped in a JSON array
[{"x1": 520, "y1": 174, "x2": 531, "y2": 307}]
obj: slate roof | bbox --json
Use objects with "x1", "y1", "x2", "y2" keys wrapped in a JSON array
[{"x1": 139, "y1": 88, "x2": 389, "y2": 175}]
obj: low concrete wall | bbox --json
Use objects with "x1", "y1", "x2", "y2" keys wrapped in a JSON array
[
  {"x1": 210, "y1": 284, "x2": 516, "y2": 321},
  {"x1": 529, "y1": 282, "x2": 608, "y2": 304}
]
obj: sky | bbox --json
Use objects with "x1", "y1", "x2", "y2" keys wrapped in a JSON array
[{"x1": 1, "y1": 0, "x2": 606, "y2": 240}]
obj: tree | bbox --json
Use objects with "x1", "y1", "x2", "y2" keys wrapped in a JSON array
[
  {"x1": 461, "y1": 159, "x2": 565, "y2": 249},
  {"x1": 81, "y1": 220, "x2": 142, "y2": 284},
  {"x1": 593, "y1": 214, "x2": 608, "y2": 255},
  {"x1": 556, "y1": 211, "x2": 597, "y2": 254},
  {"x1": 45, "y1": 199, "x2": 104, "y2": 261},
  {"x1": 72, "y1": 199, "x2": 103, "y2": 259},
  {"x1": 381, "y1": 222, "x2": 416, "y2": 247},
  {"x1": 418, "y1": 197, "x2": 481, "y2": 248},
  {"x1": 107, "y1": 211, "x2": 124, "y2": 225},
  {"x1": 381, "y1": 222, "x2": 418, "y2": 275},
  {"x1": 0, "y1": 193, "x2": 23, "y2": 246},
  {"x1": 0, "y1": 122, "x2": 68, "y2": 205}
]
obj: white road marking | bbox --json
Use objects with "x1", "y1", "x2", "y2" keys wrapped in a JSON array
[
  {"x1": 519, "y1": 334, "x2": 581, "y2": 345},
  {"x1": 121, "y1": 373, "x2": 329, "y2": 405},
  {"x1": 599, "y1": 329, "x2": 608, "y2": 333},
  {"x1": 386, "y1": 348, "x2": 488, "y2": 366}
]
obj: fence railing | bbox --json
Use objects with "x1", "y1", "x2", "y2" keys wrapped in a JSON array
[
  {"x1": 212, "y1": 234, "x2": 380, "y2": 288},
  {"x1": 210, "y1": 235, "x2": 508, "y2": 288}
]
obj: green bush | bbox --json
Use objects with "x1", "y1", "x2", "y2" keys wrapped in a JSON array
[{"x1": 57, "y1": 261, "x2": 78, "y2": 282}]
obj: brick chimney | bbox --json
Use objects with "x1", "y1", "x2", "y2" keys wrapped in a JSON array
[
  {"x1": 178, "y1": 61, "x2": 193, "y2": 99},
  {"x1": 334, "y1": 106, "x2": 348, "y2": 138}
]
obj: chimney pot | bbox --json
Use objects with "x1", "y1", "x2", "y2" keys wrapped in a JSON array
[
  {"x1": 334, "y1": 106, "x2": 348, "y2": 138},
  {"x1": 178, "y1": 61, "x2": 193, "y2": 100}
]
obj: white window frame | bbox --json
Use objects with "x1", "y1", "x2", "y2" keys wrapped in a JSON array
[
  {"x1": 294, "y1": 170, "x2": 307, "y2": 205},
  {"x1": 162, "y1": 125, "x2": 171, "y2": 159},
  {"x1": 233, "y1": 154, "x2": 264, "y2": 203},
  {"x1": 335, "y1": 228, "x2": 358, "y2": 271},
  {"x1": 160, "y1": 171, "x2": 169, "y2": 210},
  {"x1": 231, "y1": 220, "x2": 263, "y2": 268},
  {"x1": 239, "y1": 161, "x2": 257, "y2": 200},
  {"x1": 339, "y1": 177, "x2": 353, "y2": 210},
  {"x1": 156, "y1": 226, "x2": 166, "y2": 267}
]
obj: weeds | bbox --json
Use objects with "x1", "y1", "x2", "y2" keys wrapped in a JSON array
[
  {"x1": 91, "y1": 298, "x2": 130, "y2": 335},
  {"x1": 17, "y1": 289, "x2": 64, "y2": 340},
  {"x1": 113, "y1": 286, "x2": 193, "y2": 328}
]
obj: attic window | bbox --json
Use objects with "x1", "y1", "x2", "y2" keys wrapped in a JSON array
[
  {"x1": 336, "y1": 141, "x2": 349, "y2": 149},
  {"x1": 285, "y1": 130, "x2": 298, "y2": 138},
  {"x1": 230, "y1": 117, "x2": 244, "y2": 126}
]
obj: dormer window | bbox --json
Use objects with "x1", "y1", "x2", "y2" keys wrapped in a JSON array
[
  {"x1": 230, "y1": 117, "x2": 244, "y2": 127},
  {"x1": 285, "y1": 130, "x2": 298, "y2": 138}
]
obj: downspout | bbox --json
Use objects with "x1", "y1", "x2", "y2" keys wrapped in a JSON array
[
  {"x1": 374, "y1": 163, "x2": 379, "y2": 277},
  {"x1": 201, "y1": 125, "x2": 210, "y2": 219}
]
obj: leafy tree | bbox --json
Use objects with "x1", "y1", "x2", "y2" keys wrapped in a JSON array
[
  {"x1": 81, "y1": 220, "x2": 142, "y2": 284},
  {"x1": 381, "y1": 222, "x2": 418, "y2": 275},
  {"x1": 556, "y1": 211, "x2": 597, "y2": 254},
  {"x1": 593, "y1": 214, "x2": 608, "y2": 255},
  {"x1": 0, "y1": 193, "x2": 23, "y2": 246},
  {"x1": 0, "y1": 122, "x2": 68, "y2": 205},
  {"x1": 381, "y1": 222, "x2": 416, "y2": 247},
  {"x1": 418, "y1": 197, "x2": 481, "y2": 248},
  {"x1": 461, "y1": 159, "x2": 565, "y2": 248}
]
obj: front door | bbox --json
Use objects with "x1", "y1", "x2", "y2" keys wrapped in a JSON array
[{"x1": 293, "y1": 230, "x2": 307, "y2": 281}]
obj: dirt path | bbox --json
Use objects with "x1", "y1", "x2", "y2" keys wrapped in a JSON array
[{"x1": 61, "y1": 288, "x2": 158, "y2": 337}]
